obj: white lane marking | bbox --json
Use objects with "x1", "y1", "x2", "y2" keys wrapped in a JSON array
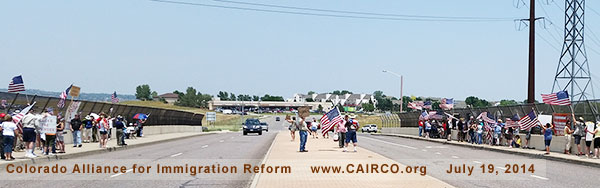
[
  {"x1": 219, "y1": 140, "x2": 224, "y2": 143},
  {"x1": 473, "y1": 161, "x2": 482, "y2": 164},
  {"x1": 231, "y1": 137, "x2": 234, "y2": 139},
  {"x1": 435, "y1": 152, "x2": 441, "y2": 155},
  {"x1": 361, "y1": 136, "x2": 417, "y2": 150},
  {"x1": 422, "y1": 149, "x2": 427, "y2": 152},
  {"x1": 111, "y1": 169, "x2": 133, "y2": 178},
  {"x1": 498, "y1": 166, "x2": 507, "y2": 170},
  {"x1": 202, "y1": 145, "x2": 209, "y2": 148},
  {"x1": 170, "y1": 153, "x2": 183, "y2": 157},
  {"x1": 530, "y1": 175, "x2": 549, "y2": 180},
  {"x1": 451, "y1": 156, "x2": 459, "y2": 159},
  {"x1": 426, "y1": 146, "x2": 432, "y2": 149}
]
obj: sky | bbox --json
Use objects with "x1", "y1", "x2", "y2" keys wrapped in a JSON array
[{"x1": 2, "y1": 0, "x2": 600, "y2": 101}]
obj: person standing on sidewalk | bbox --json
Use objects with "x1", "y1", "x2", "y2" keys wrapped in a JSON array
[
  {"x1": 573, "y1": 117, "x2": 585, "y2": 155},
  {"x1": 543, "y1": 123, "x2": 554, "y2": 155},
  {"x1": 56, "y1": 118, "x2": 65, "y2": 153},
  {"x1": 336, "y1": 117, "x2": 347, "y2": 148},
  {"x1": 591, "y1": 123, "x2": 600, "y2": 159},
  {"x1": 43, "y1": 115, "x2": 57, "y2": 156},
  {"x1": 21, "y1": 109, "x2": 40, "y2": 158},
  {"x1": 0, "y1": 113, "x2": 5, "y2": 160},
  {"x1": 418, "y1": 120, "x2": 424, "y2": 137},
  {"x1": 584, "y1": 121, "x2": 596, "y2": 157},
  {"x1": 457, "y1": 118, "x2": 465, "y2": 142},
  {"x1": 98, "y1": 114, "x2": 109, "y2": 148},
  {"x1": 297, "y1": 116, "x2": 309, "y2": 152},
  {"x1": 286, "y1": 116, "x2": 297, "y2": 141},
  {"x1": 476, "y1": 122, "x2": 483, "y2": 145},
  {"x1": 344, "y1": 115, "x2": 359, "y2": 152},
  {"x1": 564, "y1": 120, "x2": 574, "y2": 154},
  {"x1": 310, "y1": 118, "x2": 319, "y2": 139},
  {"x1": 81, "y1": 115, "x2": 93, "y2": 143},
  {"x1": 114, "y1": 115, "x2": 127, "y2": 146},
  {"x1": 70, "y1": 115, "x2": 83, "y2": 148},
  {"x1": 1, "y1": 115, "x2": 19, "y2": 161}
]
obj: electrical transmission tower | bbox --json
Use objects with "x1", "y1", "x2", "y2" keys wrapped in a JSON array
[{"x1": 552, "y1": 0, "x2": 595, "y2": 102}]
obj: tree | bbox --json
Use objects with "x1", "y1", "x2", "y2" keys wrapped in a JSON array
[
  {"x1": 306, "y1": 98, "x2": 314, "y2": 102},
  {"x1": 151, "y1": 91, "x2": 158, "y2": 99},
  {"x1": 237, "y1": 94, "x2": 244, "y2": 101},
  {"x1": 340, "y1": 90, "x2": 353, "y2": 95},
  {"x1": 217, "y1": 91, "x2": 229, "y2": 101},
  {"x1": 465, "y1": 96, "x2": 491, "y2": 108},
  {"x1": 174, "y1": 87, "x2": 212, "y2": 108},
  {"x1": 373, "y1": 91, "x2": 384, "y2": 100},
  {"x1": 332, "y1": 90, "x2": 341, "y2": 95},
  {"x1": 307, "y1": 91, "x2": 316, "y2": 95},
  {"x1": 499, "y1": 99, "x2": 518, "y2": 106},
  {"x1": 135, "y1": 84, "x2": 152, "y2": 101},
  {"x1": 229, "y1": 93, "x2": 236, "y2": 101},
  {"x1": 362, "y1": 103, "x2": 375, "y2": 112},
  {"x1": 252, "y1": 95, "x2": 260, "y2": 101},
  {"x1": 260, "y1": 94, "x2": 285, "y2": 101},
  {"x1": 317, "y1": 104, "x2": 323, "y2": 113}
]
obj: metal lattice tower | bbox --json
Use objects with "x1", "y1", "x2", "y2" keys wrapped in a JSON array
[{"x1": 552, "y1": 0, "x2": 594, "y2": 102}]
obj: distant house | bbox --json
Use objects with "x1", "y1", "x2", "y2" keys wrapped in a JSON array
[{"x1": 157, "y1": 93, "x2": 179, "y2": 104}]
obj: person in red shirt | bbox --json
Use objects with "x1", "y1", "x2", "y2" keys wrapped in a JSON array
[{"x1": 418, "y1": 120, "x2": 424, "y2": 137}]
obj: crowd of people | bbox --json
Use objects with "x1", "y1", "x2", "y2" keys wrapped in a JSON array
[
  {"x1": 0, "y1": 109, "x2": 147, "y2": 161},
  {"x1": 286, "y1": 114, "x2": 360, "y2": 153},
  {"x1": 417, "y1": 115, "x2": 600, "y2": 158}
]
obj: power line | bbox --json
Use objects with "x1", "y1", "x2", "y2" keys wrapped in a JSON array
[
  {"x1": 211, "y1": 0, "x2": 515, "y2": 21},
  {"x1": 148, "y1": 0, "x2": 517, "y2": 22},
  {"x1": 536, "y1": 32, "x2": 561, "y2": 52}
]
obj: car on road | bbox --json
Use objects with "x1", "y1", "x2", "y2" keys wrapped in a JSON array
[
  {"x1": 243, "y1": 118, "x2": 262, "y2": 135},
  {"x1": 260, "y1": 122, "x2": 268, "y2": 132},
  {"x1": 275, "y1": 117, "x2": 280, "y2": 121},
  {"x1": 222, "y1": 109, "x2": 233, "y2": 114},
  {"x1": 361, "y1": 124, "x2": 378, "y2": 133}
]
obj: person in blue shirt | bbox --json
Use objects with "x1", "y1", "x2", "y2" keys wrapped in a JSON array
[
  {"x1": 543, "y1": 123, "x2": 554, "y2": 155},
  {"x1": 494, "y1": 121, "x2": 503, "y2": 146}
]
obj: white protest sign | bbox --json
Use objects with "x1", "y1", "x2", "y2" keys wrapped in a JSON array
[
  {"x1": 41, "y1": 115, "x2": 57, "y2": 134},
  {"x1": 538, "y1": 114, "x2": 553, "y2": 127},
  {"x1": 65, "y1": 101, "x2": 82, "y2": 131}
]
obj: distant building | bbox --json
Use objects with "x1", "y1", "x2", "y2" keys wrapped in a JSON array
[
  {"x1": 157, "y1": 93, "x2": 179, "y2": 104},
  {"x1": 288, "y1": 93, "x2": 376, "y2": 108}
]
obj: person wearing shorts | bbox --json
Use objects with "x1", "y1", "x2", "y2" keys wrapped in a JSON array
[
  {"x1": 573, "y1": 117, "x2": 585, "y2": 155},
  {"x1": 21, "y1": 111, "x2": 40, "y2": 158},
  {"x1": 592, "y1": 124, "x2": 600, "y2": 159},
  {"x1": 543, "y1": 123, "x2": 554, "y2": 155},
  {"x1": 344, "y1": 115, "x2": 359, "y2": 152},
  {"x1": 584, "y1": 121, "x2": 595, "y2": 157}
]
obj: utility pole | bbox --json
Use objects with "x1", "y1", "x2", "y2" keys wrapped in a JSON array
[{"x1": 527, "y1": 0, "x2": 536, "y2": 104}]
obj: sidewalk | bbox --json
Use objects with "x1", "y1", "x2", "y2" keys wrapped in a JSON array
[
  {"x1": 252, "y1": 131, "x2": 453, "y2": 188},
  {"x1": 0, "y1": 131, "x2": 216, "y2": 169},
  {"x1": 377, "y1": 133, "x2": 600, "y2": 168}
]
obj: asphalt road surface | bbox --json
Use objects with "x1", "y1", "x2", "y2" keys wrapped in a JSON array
[
  {"x1": 358, "y1": 133, "x2": 598, "y2": 188},
  {"x1": 0, "y1": 115, "x2": 288, "y2": 188}
]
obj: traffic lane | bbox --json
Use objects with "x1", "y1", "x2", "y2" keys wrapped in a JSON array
[
  {"x1": 359, "y1": 133, "x2": 597, "y2": 188},
  {"x1": 0, "y1": 131, "x2": 277, "y2": 188}
]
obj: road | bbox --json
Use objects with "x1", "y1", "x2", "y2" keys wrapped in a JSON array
[
  {"x1": 358, "y1": 133, "x2": 598, "y2": 188},
  {"x1": 0, "y1": 115, "x2": 288, "y2": 188}
]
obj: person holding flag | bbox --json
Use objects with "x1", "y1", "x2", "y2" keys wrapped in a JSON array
[{"x1": 542, "y1": 123, "x2": 555, "y2": 155}]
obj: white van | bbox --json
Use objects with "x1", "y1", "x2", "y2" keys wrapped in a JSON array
[{"x1": 222, "y1": 109, "x2": 233, "y2": 114}]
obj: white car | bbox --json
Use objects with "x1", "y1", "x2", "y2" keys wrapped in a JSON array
[{"x1": 361, "y1": 124, "x2": 378, "y2": 133}]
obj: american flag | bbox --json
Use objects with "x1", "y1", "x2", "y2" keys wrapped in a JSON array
[
  {"x1": 423, "y1": 101, "x2": 432, "y2": 110},
  {"x1": 477, "y1": 112, "x2": 497, "y2": 124},
  {"x1": 320, "y1": 107, "x2": 343, "y2": 135},
  {"x1": 439, "y1": 98, "x2": 454, "y2": 110},
  {"x1": 12, "y1": 102, "x2": 36, "y2": 124},
  {"x1": 408, "y1": 101, "x2": 423, "y2": 110},
  {"x1": 541, "y1": 91, "x2": 571, "y2": 106},
  {"x1": 518, "y1": 110, "x2": 539, "y2": 130},
  {"x1": 57, "y1": 85, "x2": 72, "y2": 108},
  {"x1": 111, "y1": 91, "x2": 119, "y2": 103},
  {"x1": 505, "y1": 114, "x2": 520, "y2": 128},
  {"x1": 484, "y1": 122, "x2": 493, "y2": 144},
  {"x1": 419, "y1": 110, "x2": 429, "y2": 120},
  {"x1": 8, "y1": 75, "x2": 25, "y2": 93}
]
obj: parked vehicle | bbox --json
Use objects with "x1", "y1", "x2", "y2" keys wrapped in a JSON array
[
  {"x1": 222, "y1": 109, "x2": 233, "y2": 114},
  {"x1": 275, "y1": 117, "x2": 281, "y2": 121},
  {"x1": 243, "y1": 118, "x2": 262, "y2": 135},
  {"x1": 361, "y1": 124, "x2": 378, "y2": 133}
]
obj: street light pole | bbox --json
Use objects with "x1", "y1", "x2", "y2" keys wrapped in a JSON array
[{"x1": 383, "y1": 70, "x2": 403, "y2": 112}]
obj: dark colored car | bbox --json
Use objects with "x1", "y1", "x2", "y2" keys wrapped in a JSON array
[
  {"x1": 275, "y1": 117, "x2": 281, "y2": 121},
  {"x1": 243, "y1": 118, "x2": 262, "y2": 135}
]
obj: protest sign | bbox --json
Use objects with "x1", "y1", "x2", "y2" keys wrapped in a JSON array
[
  {"x1": 298, "y1": 106, "x2": 310, "y2": 118},
  {"x1": 41, "y1": 115, "x2": 57, "y2": 134},
  {"x1": 552, "y1": 113, "x2": 570, "y2": 136},
  {"x1": 65, "y1": 101, "x2": 81, "y2": 130},
  {"x1": 69, "y1": 86, "x2": 81, "y2": 97}
]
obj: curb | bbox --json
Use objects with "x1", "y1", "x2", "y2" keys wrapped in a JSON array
[
  {"x1": 0, "y1": 132, "x2": 217, "y2": 170},
  {"x1": 374, "y1": 133, "x2": 600, "y2": 168}
]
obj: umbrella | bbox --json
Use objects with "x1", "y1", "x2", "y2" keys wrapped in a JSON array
[{"x1": 133, "y1": 113, "x2": 148, "y2": 120}]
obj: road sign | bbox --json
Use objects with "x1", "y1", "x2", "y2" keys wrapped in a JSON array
[{"x1": 206, "y1": 112, "x2": 216, "y2": 122}]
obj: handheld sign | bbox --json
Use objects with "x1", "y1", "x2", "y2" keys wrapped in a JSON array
[
  {"x1": 69, "y1": 86, "x2": 81, "y2": 97},
  {"x1": 298, "y1": 106, "x2": 310, "y2": 118},
  {"x1": 41, "y1": 115, "x2": 57, "y2": 134}
]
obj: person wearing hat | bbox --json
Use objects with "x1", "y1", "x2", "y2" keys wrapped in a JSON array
[
  {"x1": 81, "y1": 115, "x2": 93, "y2": 143},
  {"x1": 343, "y1": 114, "x2": 360, "y2": 152},
  {"x1": 70, "y1": 114, "x2": 83, "y2": 147},
  {"x1": 21, "y1": 109, "x2": 40, "y2": 158},
  {"x1": 114, "y1": 115, "x2": 127, "y2": 146}
]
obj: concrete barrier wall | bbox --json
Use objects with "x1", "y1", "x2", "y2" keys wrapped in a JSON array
[
  {"x1": 381, "y1": 127, "x2": 594, "y2": 153},
  {"x1": 59, "y1": 125, "x2": 203, "y2": 145}
]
